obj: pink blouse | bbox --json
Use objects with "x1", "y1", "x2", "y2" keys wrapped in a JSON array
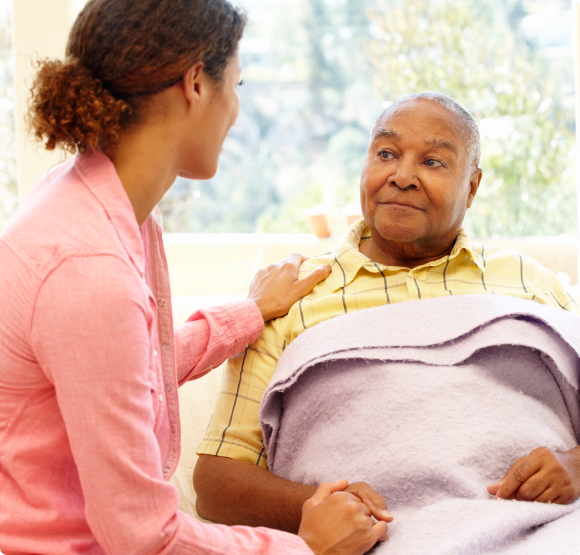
[{"x1": 0, "y1": 151, "x2": 312, "y2": 555}]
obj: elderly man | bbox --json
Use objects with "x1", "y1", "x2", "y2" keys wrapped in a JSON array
[{"x1": 194, "y1": 92, "x2": 580, "y2": 533}]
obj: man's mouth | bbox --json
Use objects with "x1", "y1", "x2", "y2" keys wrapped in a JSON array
[{"x1": 380, "y1": 200, "x2": 423, "y2": 211}]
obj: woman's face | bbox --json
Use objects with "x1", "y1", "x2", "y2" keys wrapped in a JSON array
[{"x1": 178, "y1": 53, "x2": 242, "y2": 180}]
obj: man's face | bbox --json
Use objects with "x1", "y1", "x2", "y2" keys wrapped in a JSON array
[{"x1": 360, "y1": 99, "x2": 481, "y2": 256}]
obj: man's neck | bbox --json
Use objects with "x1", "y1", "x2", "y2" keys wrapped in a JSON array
[{"x1": 358, "y1": 235, "x2": 457, "y2": 269}]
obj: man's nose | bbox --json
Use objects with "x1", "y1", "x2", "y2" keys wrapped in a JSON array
[{"x1": 389, "y1": 158, "x2": 419, "y2": 190}]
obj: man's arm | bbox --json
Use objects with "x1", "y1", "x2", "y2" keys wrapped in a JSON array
[
  {"x1": 194, "y1": 455, "x2": 315, "y2": 532},
  {"x1": 488, "y1": 446, "x2": 580, "y2": 504},
  {"x1": 194, "y1": 265, "x2": 392, "y2": 532},
  {"x1": 194, "y1": 306, "x2": 310, "y2": 531},
  {"x1": 194, "y1": 455, "x2": 393, "y2": 533}
]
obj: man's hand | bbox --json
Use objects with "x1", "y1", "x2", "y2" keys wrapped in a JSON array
[
  {"x1": 298, "y1": 480, "x2": 389, "y2": 555},
  {"x1": 345, "y1": 482, "x2": 393, "y2": 523},
  {"x1": 248, "y1": 253, "x2": 331, "y2": 322},
  {"x1": 194, "y1": 455, "x2": 393, "y2": 534},
  {"x1": 487, "y1": 446, "x2": 580, "y2": 504}
]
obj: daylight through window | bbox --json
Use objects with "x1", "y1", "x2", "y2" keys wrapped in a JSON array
[{"x1": 159, "y1": 0, "x2": 576, "y2": 239}]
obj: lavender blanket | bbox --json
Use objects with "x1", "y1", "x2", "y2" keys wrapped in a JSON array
[{"x1": 259, "y1": 295, "x2": 580, "y2": 554}]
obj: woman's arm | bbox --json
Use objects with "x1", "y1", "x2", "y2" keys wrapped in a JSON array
[
  {"x1": 31, "y1": 255, "x2": 315, "y2": 555},
  {"x1": 174, "y1": 254, "x2": 331, "y2": 385},
  {"x1": 174, "y1": 300, "x2": 264, "y2": 385}
]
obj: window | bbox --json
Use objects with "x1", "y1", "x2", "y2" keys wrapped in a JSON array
[
  {"x1": 158, "y1": 0, "x2": 576, "y2": 240},
  {"x1": 6, "y1": 0, "x2": 578, "y2": 294},
  {"x1": 0, "y1": 0, "x2": 17, "y2": 233}
]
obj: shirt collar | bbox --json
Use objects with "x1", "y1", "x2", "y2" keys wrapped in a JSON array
[
  {"x1": 74, "y1": 150, "x2": 146, "y2": 276},
  {"x1": 329, "y1": 219, "x2": 485, "y2": 293}
]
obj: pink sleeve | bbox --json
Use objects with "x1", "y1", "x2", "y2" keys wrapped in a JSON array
[
  {"x1": 31, "y1": 255, "x2": 309, "y2": 555},
  {"x1": 174, "y1": 300, "x2": 264, "y2": 385}
]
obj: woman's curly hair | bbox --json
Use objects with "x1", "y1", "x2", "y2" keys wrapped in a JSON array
[{"x1": 28, "y1": 0, "x2": 246, "y2": 154}]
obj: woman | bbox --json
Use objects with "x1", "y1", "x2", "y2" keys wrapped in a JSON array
[{"x1": 0, "y1": 0, "x2": 389, "y2": 554}]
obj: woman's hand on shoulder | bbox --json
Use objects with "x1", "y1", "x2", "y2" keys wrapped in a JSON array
[{"x1": 247, "y1": 253, "x2": 331, "y2": 322}]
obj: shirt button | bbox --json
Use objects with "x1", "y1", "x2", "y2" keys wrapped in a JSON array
[
  {"x1": 171, "y1": 426, "x2": 177, "y2": 433},
  {"x1": 165, "y1": 384, "x2": 173, "y2": 393},
  {"x1": 161, "y1": 342, "x2": 170, "y2": 351},
  {"x1": 162, "y1": 467, "x2": 169, "y2": 474},
  {"x1": 159, "y1": 394, "x2": 163, "y2": 403},
  {"x1": 157, "y1": 299, "x2": 166, "y2": 308},
  {"x1": 153, "y1": 348, "x2": 158, "y2": 357}
]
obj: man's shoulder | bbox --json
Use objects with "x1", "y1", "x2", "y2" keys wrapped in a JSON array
[
  {"x1": 297, "y1": 250, "x2": 335, "y2": 275},
  {"x1": 470, "y1": 241, "x2": 575, "y2": 304},
  {"x1": 260, "y1": 250, "x2": 340, "y2": 337},
  {"x1": 471, "y1": 241, "x2": 550, "y2": 271}
]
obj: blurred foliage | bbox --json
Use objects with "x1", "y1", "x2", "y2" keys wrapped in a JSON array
[
  {"x1": 361, "y1": 0, "x2": 576, "y2": 236},
  {"x1": 0, "y1": 2, "x2": 17, "y2": 233},
  {"x1": 1, "y1": 0, "x2": 574, "y2": 238},
  {"x1": 160, "y1": 0, "x2": 381, "y2": 233},
  {"x1": 160, "y1": 0, "x2": 576, "y2": 238}
]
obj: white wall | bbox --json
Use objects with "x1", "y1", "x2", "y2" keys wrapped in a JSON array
[
  {"x1": 571, "y1": 0, "x2": 580, "y2": 278},
  {"x1": 12, "y1": 0, "x2": 87, "y2": 201}
]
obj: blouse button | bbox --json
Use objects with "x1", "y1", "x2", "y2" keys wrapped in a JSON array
[
  {"x1": 162, "y1": 467, "x2": 169, "y2": 474},
  {"x1": 159, "y1": 394, "x2": 163, "y2": 403},
  {"x1": 161, "y1": 342, "x2": 170, "y2": 351},
  {"x1": 153, "y1": 348, "x2": 158, "y2": 357},
  {"x1": 157, "y1": 299, "x2": 166, "y2": 308},
  {"x1": 165, "y1": 384, "x2": 173, "y2": 393}
]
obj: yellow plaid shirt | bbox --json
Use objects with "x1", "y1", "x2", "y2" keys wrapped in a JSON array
[{"x1": 198, "y1": 220, "x2": 578, "y2": 468}]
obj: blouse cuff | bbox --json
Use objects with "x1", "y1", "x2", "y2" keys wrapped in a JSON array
[{"x1": 175, "y1": 300, "x2": 264, "y2": 384}]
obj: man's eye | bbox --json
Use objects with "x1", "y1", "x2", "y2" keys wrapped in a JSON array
[
  {"x1": 425, "y1": 159, "x2": 443, "y2": 167},
  {"x1": 378, "y1": 151, "x2": 393, "y2": 160}
]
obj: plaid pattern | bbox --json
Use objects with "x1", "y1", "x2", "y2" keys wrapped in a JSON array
[{"x1": 198, "y1": 219, "x2": 578, "y2": 468}]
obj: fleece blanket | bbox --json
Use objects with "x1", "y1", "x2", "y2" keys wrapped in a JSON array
[{"x1": 259, "y1": 295, "x2": 580, "y2": 554}]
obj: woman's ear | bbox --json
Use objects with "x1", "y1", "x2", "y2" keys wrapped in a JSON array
[{"x1": 181, "y1": 62, "x2": 206, "y2": 107}]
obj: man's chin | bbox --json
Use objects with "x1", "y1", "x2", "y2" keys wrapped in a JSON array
[{"x1": 371, "y1": 224, "x2": 424, "y2": 245}]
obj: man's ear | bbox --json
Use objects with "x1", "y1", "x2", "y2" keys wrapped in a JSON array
[
  {"x1": 181, "y1": 62, "x2": 206, "y2": 107},
  {"x1": 466, "y1": 168, "x2": 482, "y2": 209}
]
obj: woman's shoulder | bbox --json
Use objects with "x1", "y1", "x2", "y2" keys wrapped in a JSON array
[{"x1": 2, "y1": 154, "x2": 139, "y2": 282}]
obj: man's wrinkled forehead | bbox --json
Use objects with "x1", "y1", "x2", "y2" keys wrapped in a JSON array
[
  {"x1": 372, "y1": 127, "x2": 459, "y2": 156},
  {"x1": 370, "y1": 100, "x2": 466, "y2": 156}
]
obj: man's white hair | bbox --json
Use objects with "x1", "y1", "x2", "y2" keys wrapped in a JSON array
[{"x1": 376, "y1": 92, "x2": 481, "y2": 171}]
